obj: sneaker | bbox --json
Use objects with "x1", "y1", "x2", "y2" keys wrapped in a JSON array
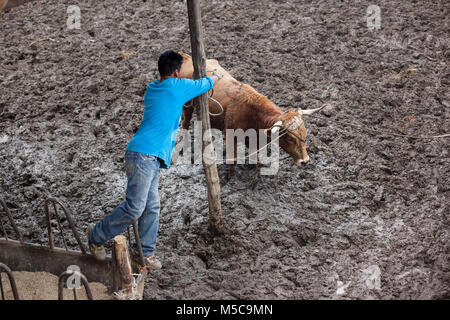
[
  {"x1": 144, "y1": 254, "x2": 162, "y2": 270},
  {"x1": 86, "y1": 223, "x2": 106, "y2": 261}
]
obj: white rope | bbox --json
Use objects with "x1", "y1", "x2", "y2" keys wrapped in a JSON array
[
  {"x1": 207, "y1": 95, "x2": 224, "y2": 116},
  {"x1": 112, "y1": 273, "x2": 142, "y2": 300},
  {"x1": 334, "y1": 119, "x2": 450, "y2": 140},
  {"x1": 182, "y1": 95, "x2": 223, "y2": 116}
]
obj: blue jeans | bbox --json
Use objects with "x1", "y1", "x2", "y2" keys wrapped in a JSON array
[{"x1": 90, "y1": 150, "x2": 160, "y2": 256}]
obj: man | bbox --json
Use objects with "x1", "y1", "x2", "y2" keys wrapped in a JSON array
[{"x1": 87, "y1": 50, "x2": 223, "y2": 269}]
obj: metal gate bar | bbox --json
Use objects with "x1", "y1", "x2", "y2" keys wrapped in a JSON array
[
  {"x1": 44, "y1": 197, "x2": 86, "y2": 254},
  {"x1": 58, "y1": 270, "x2": 93, "y2": 300},
  {"x1": 0, "y1": 197, "x2": 24, "y2": 244},
  {"x1": 0, "y1": 195, "x2": 120, "y2": 296},
  {"x1": 0, "y1": 262, "x2": 20, "y2": 300}
]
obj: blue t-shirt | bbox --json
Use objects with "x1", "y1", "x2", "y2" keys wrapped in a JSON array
[{"x1": 126, "y1": 76, "x2": 213, "y2": 169}]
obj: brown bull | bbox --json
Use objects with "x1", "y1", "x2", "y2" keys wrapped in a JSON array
[{"x1": 178, "y1": 52, "x2": 324, "y2": 167}]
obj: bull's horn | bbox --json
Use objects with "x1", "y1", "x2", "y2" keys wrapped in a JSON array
[
  {"x1": 301, "y1": 105, "x2": 326, "y2": 116},
  {"x1": 271, "y1": 121, "x2": 282, "y2": 134}
]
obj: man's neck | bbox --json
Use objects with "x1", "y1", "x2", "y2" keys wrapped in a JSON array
[{"x1": 159, "y1": 75, "x2": 177, "y2": 82}]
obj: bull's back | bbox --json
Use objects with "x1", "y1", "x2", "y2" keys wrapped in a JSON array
[{"x1": 179, "y1": 52, "x2": 250, "y2": 131}]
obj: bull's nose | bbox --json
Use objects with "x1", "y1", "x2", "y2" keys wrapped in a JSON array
[{"x1": 295, "y1": 156, "x2": 310, "y2": 167}]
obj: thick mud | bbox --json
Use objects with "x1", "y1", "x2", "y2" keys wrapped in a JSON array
[{"x1": 1, "y1": 0, "x2": 449, "y2": 299}]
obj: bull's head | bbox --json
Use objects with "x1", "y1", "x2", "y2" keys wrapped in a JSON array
[{"x1": 269, "y1": 106, "x2": 324, "y2": 167}]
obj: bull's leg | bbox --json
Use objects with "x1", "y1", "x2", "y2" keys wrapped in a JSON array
[
  {"x1": 227, "y1": 163, "x2": 236, "y2": 179},
  {"x1": 225, "y1": 132, "x2": 237, "y2": 179}
]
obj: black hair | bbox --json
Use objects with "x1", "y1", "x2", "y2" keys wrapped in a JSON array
[{"x1": 158, "y1": 50, "x2": 183, "y2": 77}]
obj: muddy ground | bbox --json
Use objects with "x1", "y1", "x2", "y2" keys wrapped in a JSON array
[{"x1": 0, "y1": 0, "x2": 449, "y2": 299}]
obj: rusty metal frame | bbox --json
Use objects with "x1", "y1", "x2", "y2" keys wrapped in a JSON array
[
  {"x1": 0, "y1": 197, "x2": 24, "y2": 244},
  {"x1": 44, "y1": 197, "x2": 86, "y2": 254},
  {"x1": 0, "y1": 262, "x2": 20, "y2": 300},
  {"x1": 0, "y1": 195, "x2": 121, "y2": 297},
  {"x1": 0, "y1": 238, "x2": 119, "y2": 293},
  {"x1": 0, "y1": 195, "x2": 150, "y2": 299}
]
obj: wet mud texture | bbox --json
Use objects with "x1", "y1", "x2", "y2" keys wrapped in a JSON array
[{"x1": 1, "y1": 0, "x2": 449, "y2": 299}]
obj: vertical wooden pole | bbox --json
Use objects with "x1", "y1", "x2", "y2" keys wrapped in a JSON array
[
  {"x1": 186, "y1": 0, "x2": 224, "y2": 233},
  {"x1": 113, "y1": 235, "x2": 146, "y2": 300},
  {"x1": 113, "y1": 235, "x2": 135, "y2": 297}
]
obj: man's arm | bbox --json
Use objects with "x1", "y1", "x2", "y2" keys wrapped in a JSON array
[{"x1": 179, "y1": 71, "x2": 223, "y2": 103}]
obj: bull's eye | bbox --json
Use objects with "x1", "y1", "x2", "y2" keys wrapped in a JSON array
[{"x1": 285, "y1": 135, "x2": 295, "y2": 143}]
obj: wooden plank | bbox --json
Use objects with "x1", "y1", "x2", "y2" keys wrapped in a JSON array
[{"x1": 186, "y1": 0, "x2": 224, "y2": 233}]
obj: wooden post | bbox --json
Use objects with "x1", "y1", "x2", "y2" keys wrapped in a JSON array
[
  {"x1": 186, "y1": 0, "x2": 224, "y2": 233},
  {"x1": 113, "y1": 235, "x2": 135, "y2": 298}
]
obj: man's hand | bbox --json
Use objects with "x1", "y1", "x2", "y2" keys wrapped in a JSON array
[{"x1": 208, "y1": 69, "x2": 223, "y2": 84}]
